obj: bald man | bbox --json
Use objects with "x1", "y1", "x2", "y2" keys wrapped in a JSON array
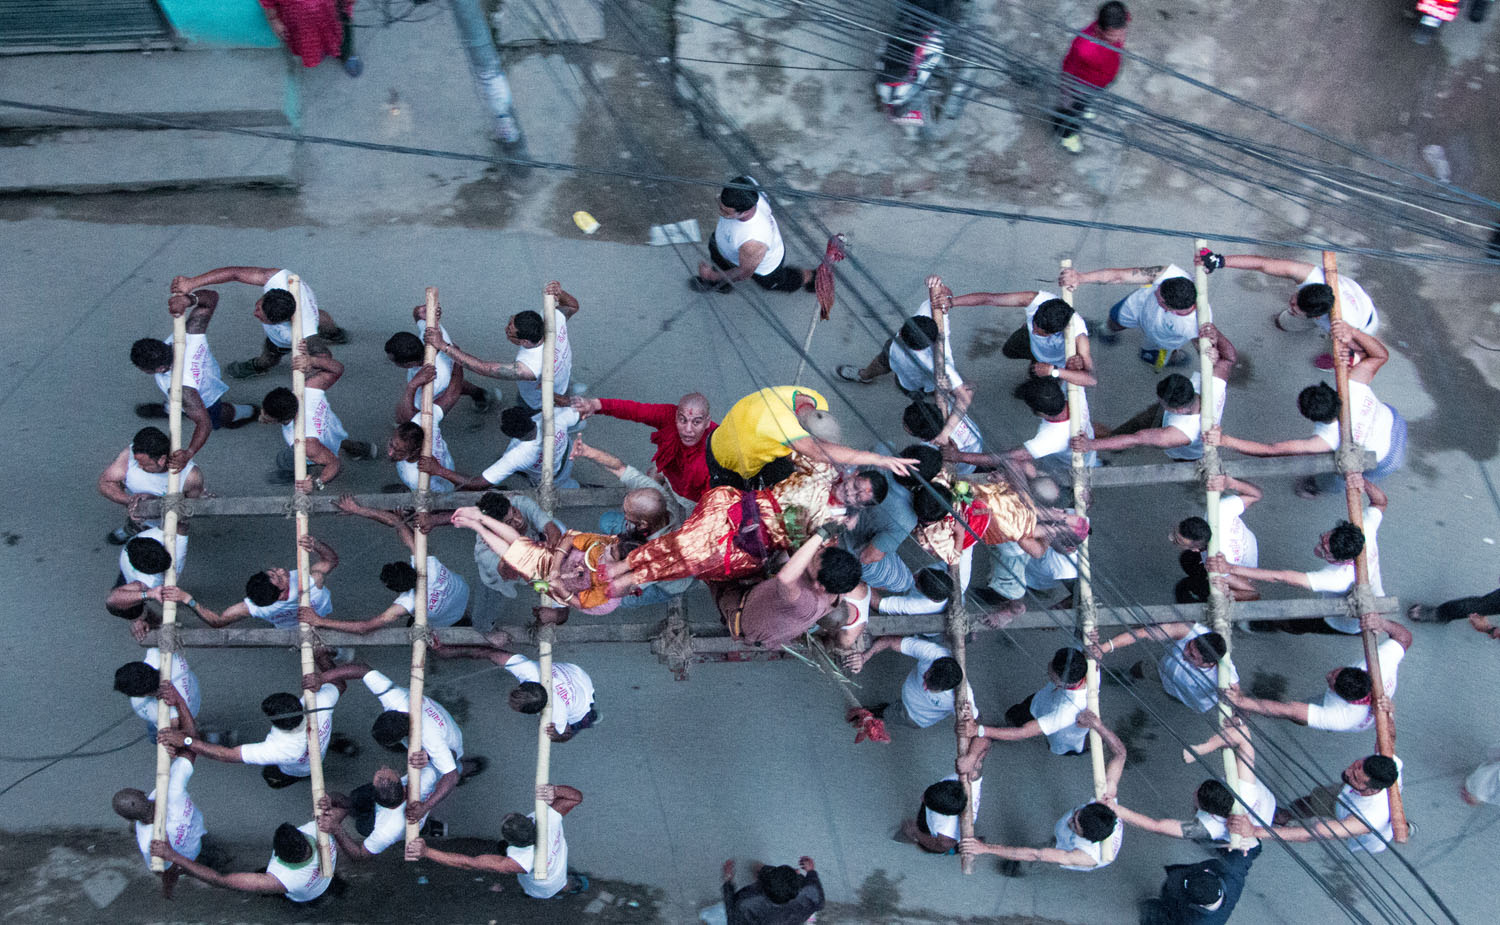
[
  {"x1": 570, "y1": 391, "x2": 717, "y2": 506},
  {"x1": 570, "y1": 439, "x2": 692, "y2": 606},
  {"x1": 113, "y1": 684, "x2": 204, "y2": 898}
]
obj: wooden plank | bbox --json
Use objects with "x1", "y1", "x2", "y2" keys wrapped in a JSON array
[{"x1": 1085, "y1": 451, "x2": 1373, "y2": 488}]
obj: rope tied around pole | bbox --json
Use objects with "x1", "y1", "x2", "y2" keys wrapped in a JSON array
[
  {"x1": 406, "y1": 624, "x2": 436, "y2": 646},
  {"x1": 158, "y1": 492, "x2": 192, "y2": 520},
  {"x1": 156, "y1": 621, "x2": 180, "y2": 655},
  {"x1": 284, "y1": 494, "x2": 314, "y2": 517}
]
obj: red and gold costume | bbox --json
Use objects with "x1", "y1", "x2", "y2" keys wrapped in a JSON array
[
  {"x1": 624, "y1": 460, "x2": 843, "y2": 585},
  {"x1": 912, "y1": 479, "x2": 1038, "y2": 564}
]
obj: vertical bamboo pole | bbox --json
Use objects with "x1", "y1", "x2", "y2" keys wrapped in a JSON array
[
  {"x1": 532, "y1": 289, "x2": 559, "y2": 879},
  {"x1": 1060, "y1": 261, "x2": 1109, "y2": 849},
  {"x1": 1321, "y1": 252, "x2": 1408, "y2": 842},
  {"x1": 927, "y1": 278, "x2": 974, "y2": 875},
  {"x1": 1194, "y1": 240, "x2": 1243, "y2": 849},
  {"x1": 404, "y1": 287, "x2": 440, "y2": 848},
  {"x1": 148, "y1": 309, "x2": 188, "y2": 873},
  {"x1": 289, "y1": 276, "x2": 334, "y2": 872}
]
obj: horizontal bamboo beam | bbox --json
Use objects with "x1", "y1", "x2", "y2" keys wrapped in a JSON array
[
  {"x1": 135, "y1": 486, "x2": 630, "y2": 518},
  {"x1": 134, "y1": 453, "x2": 1373, "y2": 521},
  {"x1": 142, "y1": 596, "x2": 1398, "y2": 649},
  {"x1": 1084, "y1": 451, "x2": 1373, "y2": 488}
]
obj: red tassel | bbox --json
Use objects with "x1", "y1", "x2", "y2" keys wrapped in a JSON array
[
  {"x1": 815, "y1": 234, "x2": 848, "y2": 320},
  {"x1": 846, "y1": 706, "x2": 891, "y2": 744}
]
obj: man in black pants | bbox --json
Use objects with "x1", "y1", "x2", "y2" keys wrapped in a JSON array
[
  {"x1": 693, "y1": 177, "x2": 814, "y2": 294},
  {"x1": 1410, "y1": 583, "x2": 1500, "y2": 639}
]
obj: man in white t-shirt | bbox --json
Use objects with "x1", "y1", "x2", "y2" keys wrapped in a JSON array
[
  {"x1": 846, "y1": 634, "x2": 976, "y2": 730},
  {"x1": 837, "y1": 279, "x2": 977, "y2": 447},
  {"x1": 1060, "y1": 261, "x2": 1203, "y2": 366},
  {"x1": 298, "y1": 497, "x2": 471, "y2": 633},
  {"x1": 406, "y1": 784, "x2": 588, "y2": 898},
  {"x1": 429, "y1": 630, "x2": 599, "y2": 741},
  {"x1": 113, "y1": 648, "x2": 201, "y2": 737},
  {"x1": 1122, "y1": 720, "x2": 1275, "y2": 850},
  {"x1": 1092, "y1": 622, "x2": 1236, "y2": 715},
  {"x1": 1254, "y1": 755, "x2": 1402, "y2": 853},
  {"x1": 1169, "y1": 474, "x2": 1262, "y2": 604},
  {"x1": 180, "y1": 533, "x2": 337, "y2": 630},
  {"x1": 961, "y1": 712, "x2": 1127, "y2": 871},
  {"x1": 693, "y1": 176, "x2": 812, "y2": 293},
  {"x1": 318, "y1": 763, "x2": 441, "y2": 860},
  {"x1": 1074, "y1": 323, "x2": 1235, "y2": 463},
  {"x1": 260, "y1": 348, "x2": 375, "y2": 487},
  {"x1": 1229, "y1": 616, "x2": 1410, "y2": 732},
  {"x1": 170, "y1": 265, "x2": 346, "y2": 379},
  {"x1": 946, "y1": 286, "x2": 1096, "y2": 385},
  {"x1": 1213, "y1": 322, "x2": 1404, "y2": 496},
  {"x1": 1221, "y1": 473, "x2": 1387, "y2": 634},
  {"x1": 1197, "y1": 250, "x2": 1380, "y2": 366},
  {"x1": 314, "y1": 663, "x2": 486, "y2": 822},
  {"x1": 385, "y1": 363, "x2": 457, "y2": 492},
  {"x1": 130, "y1": 290, "x2": 258, "y2": 464},
  {"x1": 161, "y1": 652, "x2": 347, "y2": 789},
  {"x1": 430, "y1": 280, "x2": 579, "y2": 411},
  {"x1": 154, "y1": 819, "x2": 337, "y2": 902},
  {"x1": 423, "y1": 403, "x2": 581, "y2": 491},
  {"x1": 960, "y1": 647, "x2": 1091, "y2": 758},
  {"x1": 99, "y1": 426, "x2": 206, "y2": 545},
  {"x1": 384, "y1": 302, "x2": 490, "y2": 411},
  {"x1": 105, "y1": 531, "x2": 187, "y2": 641},
  {"x1": 903, "y1": 775, "x2": 982, "y2": 854},
  {"x1": 928, "y1": 378, "x2": 1098, "y2": 477},
  {"x1": 114, "y1": 684, "x2": 205, "y2": 898}
]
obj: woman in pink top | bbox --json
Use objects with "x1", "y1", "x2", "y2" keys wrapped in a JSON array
[{"x1": 1052, "y1": 2, "x2": 1129, "y2": 152}]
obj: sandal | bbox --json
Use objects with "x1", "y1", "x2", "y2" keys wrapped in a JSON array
[{"x1": 836, "y1": 364, "x2": 874, "y2": 384}]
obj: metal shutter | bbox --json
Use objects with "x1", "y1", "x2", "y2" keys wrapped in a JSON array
[{"x1": 0, "y1": 1, "x2": 172, "y2": 49}]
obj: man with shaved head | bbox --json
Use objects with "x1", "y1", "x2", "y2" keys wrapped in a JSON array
[{"x1": 570, "y1": 391, "x2": 718, "y2": 506}]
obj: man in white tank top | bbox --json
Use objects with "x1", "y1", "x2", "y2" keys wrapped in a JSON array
[
  {"x1": 129, "y1": 290, "x2": 259, "y2": 467},
  {"x1": 388, "y1": 365, "x2": 455, "y2": 493},
  {"x1": 169, "y1": 265, "x2": 348, "y2": 378},
  {"x1": 99, "y1": 426, "x2": 205, "y2": 544},
  {"x1": 693, "y1": 176, "x2": 813, "y2": 293}
]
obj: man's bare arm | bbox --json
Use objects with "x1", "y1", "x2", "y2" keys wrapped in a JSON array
[
  {"x1": 171, "y1": 267, "x2": 276, "y2": 292},
  {"x1": 1218, "y1": 254, "x2": 1316, "y2": 281}
]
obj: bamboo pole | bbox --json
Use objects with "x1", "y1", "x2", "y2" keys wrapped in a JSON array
[
  {"x1": 1194, "y1": 240, "x2": 1244, "y2": 850},
  {"x1": 147, "y1": 309, "x2": 189, "y2": 873},
  {"x1": 1322, "y1": 251, "x2": 1408, "y2": 842},
  {"x1": 532, "y1": 289, "x2": 559, "y2": 880},
  {"x1": 288, "y1": 275, "x2": 334, "y2": 872},
  {"x1": 404, "y1": 288, "x2": 440, "y2": 849},
  {"x1": 926, "y1": 277, "x2": 974, "y2": 875},
  {"x1": 144, "y1": 597, "x2": 1403, "y2": 650},
  {"x1": 1060, "y1": 261, "x2": 1110, "y2": 852}
]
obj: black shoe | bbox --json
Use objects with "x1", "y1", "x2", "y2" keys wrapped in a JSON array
[
  {"x1": 457, "y1": 755, "x2": 488, "y2": 785},
  {"x1": 689, "y1": 277, "x2": 733, "y2": 294},
  {"x1": 135, "y1": 402, "x2": 169, "y2": 419},
  {"x1": 344, "y1": 440, "x2": 377, "y2": 460},
  {"x1": 322, "y1": 327, "x2": 350, "y2": 345},
  {"x1": 866, "y1": 702, "x2": 890, "y2": 720},
  {"x1": 329, "y1": 732, "x2": 360, "y2": 757}
]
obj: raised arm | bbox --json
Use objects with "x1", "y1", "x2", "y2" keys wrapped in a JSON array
[
  {"x1": 1200, "y1": 322, "x2": 1238, "y2": 380},
  {"x1": 98, "y1": 449, "x2": 132, "y2": 505},
  {"x1": 949, "y1": 290, "x2": 1039, "y2": 308},
  {"x1": 1092, "y1": 622, "x2": 1194, "y2": 659},
  {"x1": 544, "y1": 280, "x2": 582, "y2": 319},
  {"x1": 1060, "y1": 264, "x2": 1167, "y2": 287},
  {"x1": 174, "y1": 387, "x2": 213, "y2": 469},
  {"x1": 170, "y1": 267, "x2": 277, "y2": 292},
  {"x1": 787, "y1": 436, "x2": 918, "y2": 478},
  {"x1": 1075, "y1": 425, "x2": 1189, "y2": 454},
  {"x1": 1208, "y1": 427, "x2": 1331, "y2": 459},
  {"x1": 1226, "y1": 688, "x2": 1311, "y2": 726},
  {"x1": 933, "y1": 383, "x2": 976, "y2": 446},
  {"x1": 960, "y1": 837, "x2": 1097, "y2": 869},
  {"x1": 1078, "y1": 710, "x2": 1127, "y2": 797},
  {"x1": 1111, "y1": 803, "x2": 1187, "y2": 838},
  {"x1": 396, "y1": 365, "x2": 439, "y2": 423},
  {"x1": 429, "y1": 330, "x2": 536, "y2": 382},
  {"x1": 303, "y1": 534, "x2": 340, "y2": 583},
  {"x1": 1211, "y1": 473, "x2": 1263, "y2": 510},
  {"x1": 292, "y1": 347, "x2": 344, "y2": 392},
  {"x1": 150, "y1": 842, "x2": 286, "y2": 894},
  {"x1": 539, "y1": 783, "x2": 584, "y2": 816},
  {"x1": 405, "y1": 838, "x2": 524, "y2": 874},
  {"x1": 334, "y1": 495, "x2": 415, "y2": 551},
  {"x1": 1224, "y1": 562, "x2": 1314, "y2": 590},
  {"x1": 842, "y1": 634, "x2": 905, "y2": 672},
  {"x1": 1215, "y1": 253, "x2": 1316, "y2": 281},
  {"x1": 1332, "y1": 321, "x2": 1388, "y2": 383}
]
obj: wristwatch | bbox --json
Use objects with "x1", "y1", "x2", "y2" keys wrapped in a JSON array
[{"x1": 182, "y1": 736, "x2": 193, "y2": 747}]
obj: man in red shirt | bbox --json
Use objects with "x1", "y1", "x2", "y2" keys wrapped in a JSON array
[
  {"x1": 569, "y1": 392, "x2": 716, "y2": 505},
  {"x1": 1053, "y1": 2, "x2": 1129, "y2": 153}
]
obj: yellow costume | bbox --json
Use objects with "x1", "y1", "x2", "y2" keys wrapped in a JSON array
[{"x1": 708, "y1": 386, "x2": 828, "y2": 480}]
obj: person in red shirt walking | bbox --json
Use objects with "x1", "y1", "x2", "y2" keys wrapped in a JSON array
[
  {"x1": 568, "y1": 392, "x2": 717, "y2": 506},
  {"x1": 259, "y1": 0, "x2": 363, "y2": 77},
  {"x1": 1053, "y1": 2, "x2": 1129, "y2": 153}
]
